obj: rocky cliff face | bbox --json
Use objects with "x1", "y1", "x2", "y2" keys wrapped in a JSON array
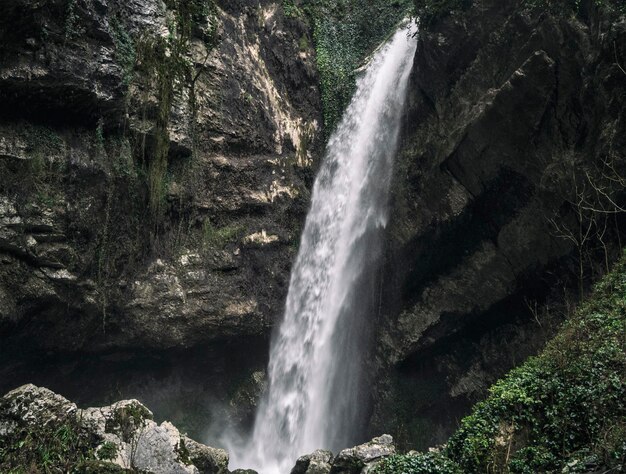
[
  {"x1": 0, "y1": 0, "x2": 321, "y2": 438},
  {"x1": 0, "y1": 0, "x2": 321, "y2": 353},
  {"x1": 372, "y1": 0, "x2": 626, "y2": 449},
  {"x1": 2, "y1": 0, "x2": 624, "y2": 463}
]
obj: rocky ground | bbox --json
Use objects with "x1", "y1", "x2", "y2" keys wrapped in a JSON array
[{"x1": 0, "y1": 384, "x2": 399, "y2": 474}]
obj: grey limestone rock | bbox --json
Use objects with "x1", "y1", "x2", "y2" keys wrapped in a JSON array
[
  {"x1": 330, "y1": 435, "x2": 395, "y2": 474},
  {"x1": 291, "y1": 449, "x2": 333, "y2": 474}
]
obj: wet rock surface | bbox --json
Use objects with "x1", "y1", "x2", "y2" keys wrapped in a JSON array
[
  {"x1": 373, "y1": 0, "x2": 626, "y2": 449},
  {"x1": 0, "y1": 0, "x2": 321, "y2": 356},
  {"x1": 0, "y1": 0, "x2": 322, "y2": 445}
]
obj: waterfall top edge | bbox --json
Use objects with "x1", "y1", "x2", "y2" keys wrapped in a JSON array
[{"x1": 355, "y1": 19, "x2": 418, "y2": 74}]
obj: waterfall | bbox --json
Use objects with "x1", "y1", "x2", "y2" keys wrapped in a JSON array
[{"x1": 229, "y1": 22, "x2": 417, "y2": 474}]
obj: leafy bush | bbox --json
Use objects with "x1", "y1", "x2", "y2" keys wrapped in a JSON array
[
  {"x1": 0, "y1": 419, "x2": 101, "y2": 472},
  {"x1": 375, "y1": 451, "x2": 462, "y2": 474},
  {"x1": 97, "y1": 441, "x2": 118, "y2": 461}
]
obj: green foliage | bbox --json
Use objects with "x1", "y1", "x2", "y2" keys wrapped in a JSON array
[
  {"x1": 378, "y1": 250, "x2": 626, "y2": 473},
  {"x1": 202, "y1": 220, "x2": 244, "y2": 249},
  {"x1": 303, "y1": 0, "x2": 413, "y2": 134},
  {"x1": 134, "y1": 0, "x2": 218, "y2": 220},
  {"x1": 176, "y1": 438, "x2": 192, "y2": 465},
  {"x1": 64, "y1": 0, "x2": 85, "y2": 41},
  {"x1": 284, "y1": 0, "x2": 305, "y2": 18},
  {"x1": 0, "y1": 412, "x2": 133, "y2": 473},
  {"x1": 298, "y1": 34, "x2": 310, "y2": 51},
  {"x1": 105, "y1": 403, "x2": 151, "y2": 443},
  {"x1": 97, "y1": 441, "x2": 118, "y2": 461},
  {"x1": 375, "y1": 451, "x2": 462, "y2": 474},
  {"x1": 0, "y1": 420, "x2": 94, "y2": 472},
  {"x1": 446, "y1": 251, "x2": 626, "y2": 473},
  {"x1": 164, "y1": 0, "x2": 219, "y2": 42},
  {"x1": 110, "y1": 17, "x2": 136, "y2": 87}
]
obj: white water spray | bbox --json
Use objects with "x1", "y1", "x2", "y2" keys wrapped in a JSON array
[{"x1": 229, "y1": 22, "x2": 417, "y2": 473}]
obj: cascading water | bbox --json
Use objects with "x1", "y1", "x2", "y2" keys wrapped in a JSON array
[{"x1": 229, "y1": 22, "x2": 417, "y2": 474}]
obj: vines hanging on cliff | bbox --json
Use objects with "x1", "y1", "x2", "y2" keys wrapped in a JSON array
[
  {"x1": 129, "y1": 0, "x2": 218, "y2": 222},
  {"x1": 300, "y1": 0, "x2": 413, "y2": 134}
]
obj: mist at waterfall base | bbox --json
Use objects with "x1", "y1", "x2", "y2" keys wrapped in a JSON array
[{"x1": 223, "y1": 23, "x2": 418, "y2": 473}]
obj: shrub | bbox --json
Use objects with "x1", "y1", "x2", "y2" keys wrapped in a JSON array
[{"x1": 374, "y1": 451, "x2": 462, "y2": 474}]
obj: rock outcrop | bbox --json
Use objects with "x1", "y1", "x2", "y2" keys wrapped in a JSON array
[
  {"x1": 373, "y1": 0, "x2": 626, "y2": 449},
  {"x1": 290, "y1": 435, "x2": 396, "y2": 474},
  {"x1": 291, "y1": 449, "x2": 333, "y2": 474},
  {"x1": 0, "y1": 384, "x2": 228, "y2": 473},
  {"x1": 330, "y1": 435, "x2": 396, "y2": 474},
  {"x1": 0, "y1": 0, "x2": 322, "y2": 428},
  {"x1": 0, "y1": 0, "x2": 321, "y2": 356}
]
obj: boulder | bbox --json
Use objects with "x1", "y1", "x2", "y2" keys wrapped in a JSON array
[
  {"x1": 291, "y1": 449, "x2": 333, "y2": 474},
  {"x1": 330, "y1": 435, "x2": 395, "y2": 474}
]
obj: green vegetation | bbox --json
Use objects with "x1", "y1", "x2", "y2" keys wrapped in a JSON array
[
  {"x1": 300, "y1": 0, "x2": 413, "y2": 134},
  {"x1": 104, "y1": 402, "x2": 151, "y2": 443},
  {"x1": 375, "y1": 249, "x2": 626, "y2": 473},
  {"x1": 376, "y1": 451, "x2": 463, "y2": 474},
  {"x1": 97, "y1": 442, "x2": 118, "y2": 461},
  {"x1": 0, "y1": 402, "x2": 146, "y2": 472},
  {"x1": 176, "y1": 438, "x2": 192, "y2": 465},
  {"x1": 202, "y1": 220, "x2": 244, "y2": 249},
  {"x1": 0, "y1": 420, "x2": 99, "y2": 473},
  {"x1": 103, "y1": 1, "x2": 219, "y2": 220},
  {"x1": 110, "y1": 17, "x2": 136, "y2": 87},
  {"x1": 131, "y1": 0, "x2": 218, "y2": 220},
  {"x1": 283, "y1": 0, "x2": 305, "y2": 18},
  {"x1": 64, "y1": 0, "x2": 85, "y2": 41}
]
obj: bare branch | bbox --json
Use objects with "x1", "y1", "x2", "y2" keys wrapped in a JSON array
[{"x1": 615, "y1": 41, "x2": 626, "y2": 76}]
